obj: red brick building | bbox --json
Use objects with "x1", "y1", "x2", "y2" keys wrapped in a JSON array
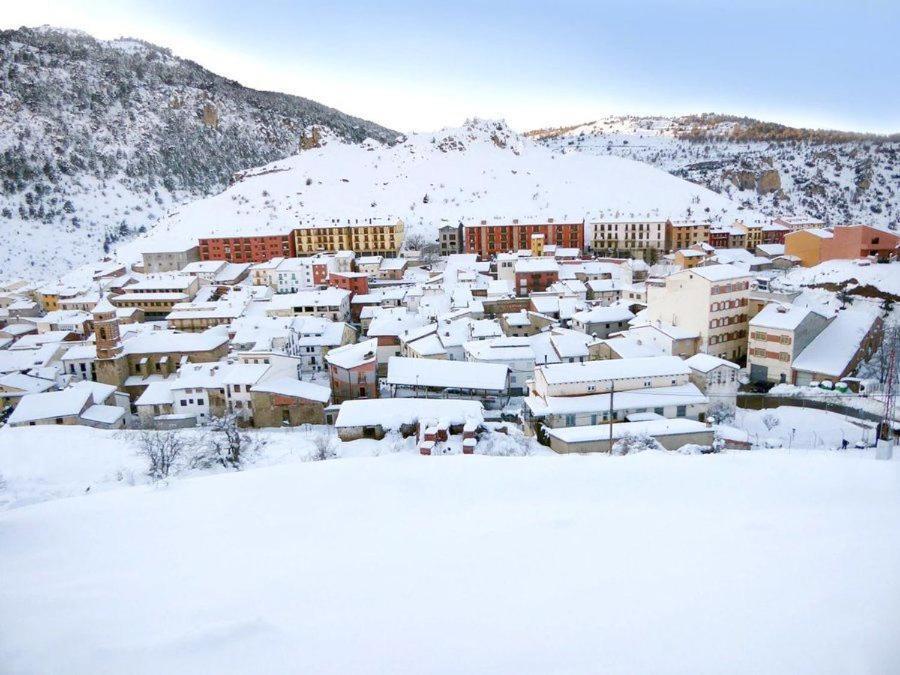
[
  {"x1": 707, "y1": 229, "x2": 729, "y2": 248},
  {"x1": 761, "y1": 224, "x2": 789, "y2": 245},
  {"x1": 513, "y1": 258, "x2": 560, "y2": 297},
  {"x1": 199, "y1": 233, "x2": 295, "y2": 263},
  {"x1": 311, "y1": 261, "x2": 329, "y2": 285},
  {"x1": 329, "y1": 272, "x2": 369, "y2": 298},
  {"x1": 464, "y1": 219, "x2": 584, "y2": 258}
]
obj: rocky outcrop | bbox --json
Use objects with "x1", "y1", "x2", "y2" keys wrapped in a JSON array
[{"x1": 757, "y1": 169, "x2": 781, "y2": 195}]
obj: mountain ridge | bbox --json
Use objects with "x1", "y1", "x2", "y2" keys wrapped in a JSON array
[
  {"x1": 529, "y1": 115, "x2": 899, "y2": 230},
  {"x1": 0, "y1": 25, "x2": 399, "y2": 280}
]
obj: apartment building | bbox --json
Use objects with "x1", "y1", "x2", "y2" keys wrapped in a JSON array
[
  {"x1": 747, "y1": 303, "x2": 832, "y2": 384},
  {"x1": 273, "y1": 256, "x2": 330, "y2": 293},
  {"x1": 464, "y1": 219, "x2": 584, "y2": 258},
  {"x1": 438, "y1": 224, "x2": 463, "y2": 256},
  {"x1": 293, "y1": 219, "x2": 405, "y2": 257},
  {"x1": 645, "y1": 264, "x2": 752, "y2": 360},
  {"x1": 141, "y1": 244, "x2": 201, "y2": 273},
  {"x1": 198, "y1": 233, "x2": 296, "y2": 263},
  {"x1": 589, "y1": 220, "x2": 666, "y2": 257},
  {"x1": 513, "y1": 258, "x2": 560, "y2": 296},
  {"x1": 109, "y1": 275, "x2": 200, "y2": 319},
  {"x1": 774, "y1": 215, "x2": 826, "y2": 231},
  {"x1": 761, "y1": 223, "x2": 789, "y2": 245},
  {"x1": 665, "y1": 221, "x2": 710, "y2": 252},
  {"x1": 784, "y1": 228, "x2": 835, "y2": 267}
]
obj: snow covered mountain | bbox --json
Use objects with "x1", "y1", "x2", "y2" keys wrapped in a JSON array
[
  {"x1": 123, "y1": 118, "x2": 764, "y2": 264},
  {"x1": 0, "y1": 26, "x2": 399, "y2": 280},
  {"x1": 529, "y1": 115, "x2": 899, "y2": 230}
]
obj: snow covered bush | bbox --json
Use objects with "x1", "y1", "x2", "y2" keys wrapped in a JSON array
[
  {"x1": 707, "y1": 401, "x2": 736, "y2": 424},
  {"x1": 476, "y1": 431, "x2": 535, "y2": 457},
  {"x1": 611, "y1": 432, "x2": 663, "y2": 456},
  {"x1": 310, "y1": 429, "x2": 339, "y2": 461},
  {"x1": 136, "y1": 428, "x2": 191, "y2": 480},
  {"x1": 762, "y1": 412, "x2": 781, "y2": 431},
  {"x1": 194, "y1": 414, "x2": 265, "y2": 470}
]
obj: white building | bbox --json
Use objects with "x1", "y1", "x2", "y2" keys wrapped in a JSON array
[
  {"x1": 645, "y1": 264, "x2": 752, "y2": 360},
  {"x1": 464, "y1": 337, "x2": 535, "y2": 395}
]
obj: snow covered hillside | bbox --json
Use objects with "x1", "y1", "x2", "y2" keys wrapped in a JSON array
[
  {"x1": 121, "y1": 118, "x2": 763, "y2": 264},
  {"x1": 0, "y1": 26, "x2": 398, "y2": 281},
  {"x1": 2, "y1": 449, "x2": 899, "y2": 674},
  {"x1": 530, "y1": 115, "x2": 899, "y2": 229}
]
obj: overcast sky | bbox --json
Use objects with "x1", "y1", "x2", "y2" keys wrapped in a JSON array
[{"x1": 4, "y1": 0, "x2": 898, "y2": 134}]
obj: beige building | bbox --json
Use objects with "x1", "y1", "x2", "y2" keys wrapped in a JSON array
[
  {"x1": 665, "y1": 221, "x2": 710, "y2": 252},
  {"x1": 645, "y1": 264, "x2": 752, "y2": 360},
  {"x1": 293, "y1": 219, "x2": 404, "y2": 257},
  {"x1": 589, "y1": 220, "x2": 666, "y2": 258},
  {"x1": 747, "y1": 303, "x2": 832, "y2": 384}
]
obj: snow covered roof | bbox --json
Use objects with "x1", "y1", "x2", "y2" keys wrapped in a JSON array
[
  {"x1": 335, "y1": 398, "x2": 483, "y2": 429},
  {"x1": 325, "y1": 338, "x2": 377, "y2": 370},
  {"x1": 387, "y1": 356, "x2": 508, "y2": 391},
  {"x1": 222, "y1": 363, "x2": 271, "y2": 386},
  {"x1": 81, "y1": 404, "x2": 125, "y2": 425},
  {"x1": 628, "y1": 320, "x2": 699, "y2": 340},
  {"x1": 70, "y1": 380, "x2": 118, "y2": 405},
  {"x1": 684, "y1": 353, "x2": 739, "y2": 373},
  {"x1": 538, "y1": 355, "x2": 689, "y2": 385},
  {"x1": 547, "y1": 418, "x2": 709, "y2": 444},
  {"x1": 797, "y1": 228, "x2": 834, "y2": 239},
  {"x1": 792, "y1": 308, "x2": 880, "y2": 377},
  {"x1": 251, "y1": 377, "x2": 331, "y2": 403},
  {"x1": 515, "y1": 258, "x2": 560, "y2": 274},
  {"x1": 687, "y1": 264, "x2": 753, "y2": 282},
  {"x1": 121, "y1": 326, "x2": 229, "y2": 355},
  {"x1": 571, "y1": 305, "x2": 635, "y2": 325},
  {"x1": 600, "y1": 336, "x2": 666, "y2": 359},
  {"x1": 750, "y1": 303, "x2": 829, "y2": 331},
  {"x1": 0, "y1": 373, "x2": 55, "y2": 394},
  {"x1": 549, "y1": 331, "x2": 591, "y2": 359},
  {"x1": 135, "y1": 381, "x2": 174, "y2": 406},
  {"x1": 8, "y1": 388, "x2": 91, "y2": 424},
  {"x1": 526, "y1": 383, "x2": 707, "y2": 417},
  {"x1": 366, "y1": 313, "x2": 429, "y2": 338},
  {"x1": 464, "y1": 337, "x2": 535, "y2": 362}
]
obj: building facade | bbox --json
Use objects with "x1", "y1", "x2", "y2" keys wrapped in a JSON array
[
  {"x1": 645, "y1": 265, "x2": 752, "y2": 361},
  {"x1": 464, "y1": 219, "x2": 584, "y2": 258},
  {"x1": 293, "y1": 219, "x2": 404, "y2": 257},
  {"x1": 199, "y1": 233, "x2": 296, "y2": 263}
]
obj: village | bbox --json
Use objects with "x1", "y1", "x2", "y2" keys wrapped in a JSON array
[{"x1": 0, "y1": 214, "x2": 896, "y2": 459}]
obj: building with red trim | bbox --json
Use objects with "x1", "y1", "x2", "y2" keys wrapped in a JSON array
[{"x1": 464, "y1": 219, "x2": 583, "y2": 258}]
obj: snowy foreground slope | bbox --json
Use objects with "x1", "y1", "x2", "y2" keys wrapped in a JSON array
[
  {"x1": 118, "y1": 119, "x2": 762, "y2": 266},
  {"x1": 3, "y1": 450, "x2": 899, "y2": 674}
]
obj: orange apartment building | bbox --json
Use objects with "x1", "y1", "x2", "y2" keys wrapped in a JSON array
[
  {"x1": 199, "y1": 233, "x2": 295, "y2": 263},
  {"x1": 464, "y1": 219, "x2": 584, "y2": 258},
  {"x1": 785, "y1": 225, "x2": 899, "y2": 267}
]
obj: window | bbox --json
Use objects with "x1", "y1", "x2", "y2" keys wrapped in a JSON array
[{"x1": 676, "y1": 406, "x2": 686, "y2": 417}]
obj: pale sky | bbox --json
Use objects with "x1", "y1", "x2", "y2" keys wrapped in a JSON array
[{"x1": 4, "y1": 0, "x2": 899, "y2": 134}]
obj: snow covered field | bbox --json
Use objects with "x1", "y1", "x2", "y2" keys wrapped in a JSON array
[{"x1": 2, "y1": 441, "x2": 900, "y2": 674}]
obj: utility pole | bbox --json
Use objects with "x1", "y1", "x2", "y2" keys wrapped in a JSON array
[
  {"x1": 877, "y1": 333, "x2": 896, "y2": 460},
  {"x1": 608, "y1": 379, "x2": 615, "y2": 451}
]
